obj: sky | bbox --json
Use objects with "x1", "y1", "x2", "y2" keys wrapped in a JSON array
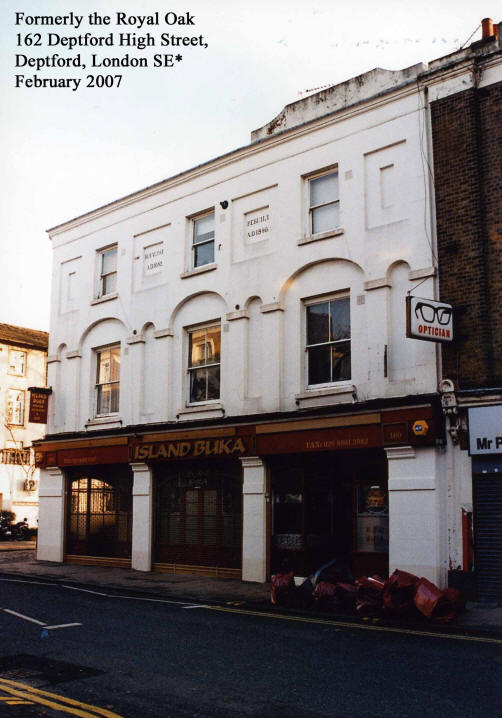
[{"x1": 0, "y1": 0, "x2": 498, "y2": 331}]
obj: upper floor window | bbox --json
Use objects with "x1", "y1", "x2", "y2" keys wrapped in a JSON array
[
  {"x1": 95, "y1": 346, "x2": 120, "y2": 416},
  {"x1": 8, "y1": 349, "x2": 26, "y2": 376},
  {"x1": 306, "y1": 296, "x2": 350, "y2": 386},
  {"x1": 308, "y1": 171, "x2": 339, "y2": 235},
  {"x1": 97, "y1": 245, "x2": 117, "y2": 298},
  {"x1": 6, "y1": 389, "x2": 25, "y2": 426},
  {"x1": 192, "y1": 213, "x2": 215, "y2": 268},
  {"x1": 188, "y1": 325, "x2": 220, "y2": 403}
]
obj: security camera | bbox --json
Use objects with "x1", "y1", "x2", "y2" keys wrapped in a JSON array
[
  {"x1": 439, "y1": 378, "x2": 456, "y2": 393},
  {"x1": 220, "y1": 200, "x2": 228, "y2": 209}
]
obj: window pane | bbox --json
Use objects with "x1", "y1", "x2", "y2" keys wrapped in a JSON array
[
  {"x1": 9, "y1": 351, "x2": 26, "y2": 375},
  {"x1": 330, "y1": 298, "x2": 350, "y2": 341},
  {"x1": 98, "y1": 350, "x2": 111, "y2": 383},
  {"x1": 190, "y1": 330, "x2": 207, "y2": 367},
  {"x1": 307, "y1": 302, "x2": 329, "y2": 345},
  {"x1": 110, "y1": 347, "x2": 121, "y2": 381},
  {"x1": 102, "y1": 272, "x2": 117, "y2": 295},
  {"x1": 190, "y1": 368, "x2": 208, "y2": 403},
  {"x1": 312, "y1": 203, "x2": 339, "y2": 233},
  {"x1": 97, "y1": 385, "x2": 111, "y2": 414},
  {"x1": 110, "y1": 383, "x2": 120, "y2": 413},
  {"x1": 331, "y1": 341, "x2": 351, "y2": 381},
  {"x1": 206, "y1": 326, "x2": 221, "y2": 363},
  {"x1": 206, "y1": 365, "x2": 220, "y2": 400},
  {"x1": 310, "y1": 173, "x2": 338, "y2": 207},
  {"x1": 101, "y1": 248, "x2": 117, "y2": 274},
  {"x1": 194, "y1": 241, "x2": 214, "y2": 267},
  {"x1": 193, "y1": 215, "x2": 214, "y2": 244},
  {"x1": 308, "y1": 345, "x2": 331, "y2": 385}
]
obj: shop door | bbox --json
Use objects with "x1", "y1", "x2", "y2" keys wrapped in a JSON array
[
  {"x1": 474, "y1": 474, "x2": 502, "y2": 601},
  {"x1": 67, "y1": 467, "x2": 133, "y2": 558},
  {"x1": 271, "y1": 451, "x2": 388, "y2": 578},
  {"x1": 155, "y1": 462, "x2": 242, "y2": 570}
]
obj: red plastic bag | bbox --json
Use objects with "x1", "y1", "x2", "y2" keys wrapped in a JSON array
[
  {"x1": 270, "y1": 571, "x2": 294, "y2": 605},
  {"x1": 383, "y1": 569, "x2": 420, "y2": 613},
  {"x1": 414, "y1": 578, "x2": 444, "y2": 618}
]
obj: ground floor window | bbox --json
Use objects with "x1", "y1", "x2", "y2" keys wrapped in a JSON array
[
  {"x1": 66, "y1": 465, "x2": 133, "y2": 558},
  {"x1": 154, "y1": 460, "x2": 242, "y2": 569},
  {"x1": 270, "y1": 450, "x2": 388, "y2": 578}
]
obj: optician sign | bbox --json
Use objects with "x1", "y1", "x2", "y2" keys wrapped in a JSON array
[
  {"x1": 406, "y1": 296, "x2": 453, "y2": 342},
  {"x1": 468, "y1": 405, "x2": 502, "y2": 455}
]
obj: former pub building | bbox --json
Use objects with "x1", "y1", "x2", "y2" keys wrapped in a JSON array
[{"x1": 36, "y1": 23, "x2": 502, "y2": 592}]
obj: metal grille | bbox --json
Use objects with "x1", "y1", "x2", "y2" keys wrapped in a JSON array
[
  {"x1": 155, "y1": 462, "x2": 242, "y2": 569},
  {"x1": 473, "y1": 475, "x2": 502, "y2": 602}
]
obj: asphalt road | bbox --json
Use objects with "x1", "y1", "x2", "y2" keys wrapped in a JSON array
[{"x1": 0, "y1": 578, "x2": 500, "y2": 718}]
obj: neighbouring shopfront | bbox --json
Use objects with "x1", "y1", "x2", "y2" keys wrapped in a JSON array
[{"x1": 469, "y1": 405, "x2": 502, "y2": 601}]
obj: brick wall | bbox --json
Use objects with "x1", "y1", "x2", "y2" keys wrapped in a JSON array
[{"x1": 431, "y1": 81, "x2": 502, "y2": 388}]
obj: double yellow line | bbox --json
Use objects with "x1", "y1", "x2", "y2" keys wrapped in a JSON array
[{"x1": 0, "y1": 678, "x2": 124, "y2": 717}]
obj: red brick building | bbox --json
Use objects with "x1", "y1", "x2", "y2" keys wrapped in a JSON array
[{"x1": 430, "y1": 18, "x2": 502, "y2": 600}]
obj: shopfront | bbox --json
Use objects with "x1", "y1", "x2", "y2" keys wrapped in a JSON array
[
  {"x1": 66, "y1": 464, "x2": 133, "y2": 560},
  {"x1": 35, "y1": 402, "x2": 443, "y2": 581},
  {"x1": 469, "y1": 405, "x2": 502, "y2": 601},
  {"x1": 268, "y1": 450, "x2": 388, "y2": 578},
  {"x1": 153, "y1": 459, "x2": 242, "y2": 574},
  {"x1": 256, "y1": 406, "x2": 441, "y2": 580},
  {"x1": 130, "y1": 428, "x2": 253, "y2": 577}
]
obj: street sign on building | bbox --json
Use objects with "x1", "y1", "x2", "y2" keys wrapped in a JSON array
[
  {"x1": 28, "y1": 387, "x2": 51, "y2": 424},
  {"x1": 406, "y1": 296, "x2": 453, "y2": 342}
]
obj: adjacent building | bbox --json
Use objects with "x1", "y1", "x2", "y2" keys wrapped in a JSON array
[
  {"x1": 0, "y1": 323, "x2": 49, "y2": 527},
  {"x1": 429, "y1": 18, "x2": 502, "y2": 600},
  {"x1": 36, "y1": 20, "x2": 501, "y2": 598}
]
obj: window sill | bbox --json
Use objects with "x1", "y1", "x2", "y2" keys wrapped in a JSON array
[
  {"x1": 85, "y1": 416, "x2": 123, "y2": 430},
  {"x1": 177, "y1": 403, "x2": 224, "y2": 421},
  {"x1": 298, "y1": 228, "x2": 344, "y2": 246},
  {"x1": 180, "y1": 263, "x2": 217, "y2": 279},
  {"x1": 91, "y1": 292, "x2": 118, "y2": 306},
  {"x1": 295, "y1": 384, "x2": 356, "y2": 408}
]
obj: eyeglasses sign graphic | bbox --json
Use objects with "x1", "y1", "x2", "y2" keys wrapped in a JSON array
[{"x1": 406, "y1": 296, "x2": 453, "y2": 342}]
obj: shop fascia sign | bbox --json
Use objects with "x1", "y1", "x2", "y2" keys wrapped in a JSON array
[
  {"x1": 468, "y1": 405, "x2": 502, "y2": 455},
  {"x1": 406, "y1": 296, "x2": 453, "y2": 342},
  {"x1": 131, "y1": 436, "x2": 248, "y2": 461}
]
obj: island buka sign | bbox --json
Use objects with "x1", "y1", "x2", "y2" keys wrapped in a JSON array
[{"x1": 406, "y1": 296, "x2": 453, "y2": 342}]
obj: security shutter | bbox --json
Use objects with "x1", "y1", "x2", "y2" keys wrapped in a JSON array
[{"x1": 473, "y1": 475, "x2": 502, "y2": 602}]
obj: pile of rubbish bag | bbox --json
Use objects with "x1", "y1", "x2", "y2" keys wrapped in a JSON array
[{"x1": 270, "y1": 561, "x2": 464, "y2": 623}]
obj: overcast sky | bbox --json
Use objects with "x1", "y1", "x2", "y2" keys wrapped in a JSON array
[{"x1": 0, "y1": 0, "x2": 498, "y2": 331}]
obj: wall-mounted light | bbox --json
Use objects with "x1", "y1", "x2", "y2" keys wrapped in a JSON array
[{"x1": 220, "y1": 200, "x2": 228, "y2": 209}]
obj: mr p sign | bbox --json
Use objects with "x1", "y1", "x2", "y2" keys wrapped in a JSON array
[{"x1": 406, "y1": 296, "x2": 453, "y2": 342}]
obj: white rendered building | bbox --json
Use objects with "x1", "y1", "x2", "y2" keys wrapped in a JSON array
[
  {"x1": 37, "y1": 54, "x2": 469, "y2": 586},
  {"x1": 0, "y1": 323, "x2": 48, "y2": 528}
]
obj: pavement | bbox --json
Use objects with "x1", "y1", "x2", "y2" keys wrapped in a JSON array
[{"x1": 0, "y1": 541, "x2": 501, "y2": 637}]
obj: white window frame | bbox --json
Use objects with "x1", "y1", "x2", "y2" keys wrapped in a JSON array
[
  {"x1": 191, "y1": 212, "x2": 215, "y2": 269},
  {"x1": 6, "y1": 389, "x2": 25, "y2": 426},
  {"x1": 8, "y1": 349, "x2": 27, "y2": 376},
  {"x1": 95, "y1": 345, "x2": 121, "y2": 417},
  {"x1": 304, "y1": 293, "x2": 351, "y2": 389},
  {"x1": 186, "y1": 323, "x2": 221, "y2": 405},
  {"x1": 96, "y1": 244, "x2": 118, "y2": 299},
  {"x1": 306, "y1": 168, "x2": 340, "y2": 237}
]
